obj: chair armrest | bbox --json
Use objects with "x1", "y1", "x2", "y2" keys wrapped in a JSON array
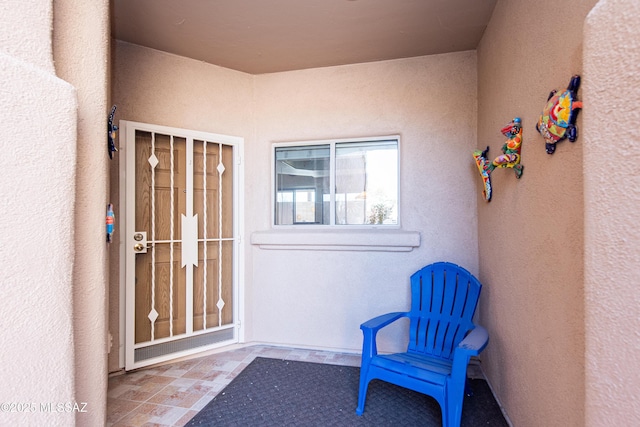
[
  {"x1": 360, "y1": 312, "x2": 408, "y2": 359},
  {"x1": 450, "y1": 325, "x2": 489, "y2": 389},
  {"x1": 360, "y1": 311, "x2": 408, "y2": 333},
  {"x1": 457, "y1": 325, "x2": 489, "y2": 357}
]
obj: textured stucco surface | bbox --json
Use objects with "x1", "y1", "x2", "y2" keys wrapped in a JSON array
[
  {"x1": 250, "y1": 53, "x2": 479, "y2": 351},
  {"x1": 112, "y1": 41, "x2": 253, "y2": 136},
  {"x1": 583, "y1": 0, "x2": 640, "y2": 424},
  {"x1": 476, "y1": 0, "x2": 597, "y2": 425},
  {"x1": 6, "y1": 1, "x2": 640, "y2": 425},
  {"x1": 53, "y1": 0, "x2": 111, "y2": 425},
  {"x1": 111, "y1": 47, "x2": 479, "y2": 358},
  {"x1": 0, "y1": 52, "x2": 77, "y2": 427},
  {"x1": 110, "y1": 41, "x2": 254, "y2": 371},
  {"x1": 0, "y1": 1, "x2": 77, "y2": 425},
  {"x1": 109, "y1": 1, "x2": 640, "y2": 425},
  {"x1": 0, "y1": 0, "x2": 55, "y2": 73}
]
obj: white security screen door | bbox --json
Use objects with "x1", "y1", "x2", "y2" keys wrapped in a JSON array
[{"x1": 121, "y1": 121, "x2": 243, "y2": 370}]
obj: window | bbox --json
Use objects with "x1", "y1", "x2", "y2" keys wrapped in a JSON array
[{"x1": 274, "y1": 137, "x2": 399, "y2": 226}]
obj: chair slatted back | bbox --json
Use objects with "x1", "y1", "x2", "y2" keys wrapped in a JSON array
[{"x1": 408, "y1": 262, "x2": 482, "y2": 360}]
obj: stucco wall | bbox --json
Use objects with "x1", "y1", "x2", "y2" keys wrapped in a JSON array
[
  {"x1": 250, "y1": 53, "x2": 479, "y2": 352},
  {"x1": 583, "y1": 0, "x2": 640, "y2": 424},
  {"x1": 111, "y1": 42, "x2": 253, "y2": 136},
  {"x1": 0, "y1": 0, "x2": 55, "y2": 73},
  {"x1": 7, "y1": 0, "x2": 640, "y2": 424},
  {"x1": 52, "y1": 1, "x2": 111, "y2": 425},
  {"x1": 476, "y1": 0, "x2": 597, "y2": 425},
  {"x1": 0, "y1": 1, "x2": 77, "y2": 426},
  {"x1": 0, "y1": 54, "x2": 78, "y2": 427},
  {"x1": 111, "y1": 45, "x2": 479, "y2": 358},
  {"x1": 109, "y1": 41, "x2": 254, "y2": 371}
]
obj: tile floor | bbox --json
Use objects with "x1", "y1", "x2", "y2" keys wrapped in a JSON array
[{"x1": 107, "y1": 345, "x2": 362, "y2": 426}]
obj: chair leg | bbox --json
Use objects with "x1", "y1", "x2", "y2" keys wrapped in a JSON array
[
  {"x1": 446, "y1": 401, "x2": 464, "y2": 427},
  {"x1": 356, "y1": 376, "x2": 369, "y2": 415},
  {"x1": 441, "y1": 404, "x2": 449, "y2": 427}
]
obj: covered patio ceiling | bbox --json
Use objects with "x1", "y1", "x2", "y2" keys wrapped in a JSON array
[{"x1": 112, "y1": 0, "x2": 497, "y2": 74}]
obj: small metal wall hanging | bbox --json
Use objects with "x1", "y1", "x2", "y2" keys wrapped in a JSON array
[
  {"x1": 108, "y1": 105, "x2": 118, "y2": 159},
  {"x1": 473, "y1": 117, "x2": 524, "y2": 202},
  {"x1": 536, "y1": 75, "x2": 583, "y2": 154}
]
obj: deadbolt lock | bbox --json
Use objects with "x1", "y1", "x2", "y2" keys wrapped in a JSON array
[{"x1": 132, "y1": 231, "x2": 148, "y2": 253}]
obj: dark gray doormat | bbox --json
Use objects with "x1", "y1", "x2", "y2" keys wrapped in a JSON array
[{"x1": 186, "y1": 356, "x2": 508, "y2": 426}]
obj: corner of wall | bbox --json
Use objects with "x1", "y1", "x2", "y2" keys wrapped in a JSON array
[{"x1": 583, "y1": 0, "x2": 640, "y2": 424}]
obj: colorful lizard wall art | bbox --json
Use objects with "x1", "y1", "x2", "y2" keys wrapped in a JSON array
[{"x1": 473, "y1": 117, "x2": 524, "y2": 202}]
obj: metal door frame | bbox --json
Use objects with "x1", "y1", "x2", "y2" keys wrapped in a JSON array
[{"x1": 118, "y1": 120, "x2": 244, "y2": 370}]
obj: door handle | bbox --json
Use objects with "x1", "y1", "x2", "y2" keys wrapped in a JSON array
[{"x1": 133, "y1": 231, "x2": 148, "y2": 253}]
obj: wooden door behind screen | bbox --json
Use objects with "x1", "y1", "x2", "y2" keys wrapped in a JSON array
[{"x1": 124, "y1": 122, "x2": 239, "y2": 370}]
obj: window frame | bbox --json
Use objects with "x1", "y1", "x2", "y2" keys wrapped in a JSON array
[{"x1": 272, "y1": 135, "x2": 401, "y2": 229}]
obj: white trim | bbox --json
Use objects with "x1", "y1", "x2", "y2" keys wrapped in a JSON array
[
  {"x1": 118, "y1": 123, "x2": 128, "y2": 368},
  {"x1": 329, "y1": 142, "x2": 336, "y2": 225},
  {"x1": 150, "y1": 132, "x2": 157, "y2": 340},
  {"x1": 185, "y1": 138, "x2": 195, "y2": 335},
  {"x1": 169, "y1": 135, "x2": 175, "y2": 337},
  {"x1": 201, "y1": 140, "x2": 208, "y2": 330},
  {"x1": 181, "y1": 213, "x2": 198, "y2": 333},
  {"x1": 271, "y1": 135, "x2": 401, "y2": 228},
  {"x1": 217, "y1": 143, "x2": 223, "y2": 327},
  {"x1": 234, "y1": 143, "x2": 246, "y2": 344},
  {"x1": 123, "y1": 121, "x2": 137, "y2": 368},
  {"x1": 250, "y1": 229, "x2": 420, "y2": 252}
]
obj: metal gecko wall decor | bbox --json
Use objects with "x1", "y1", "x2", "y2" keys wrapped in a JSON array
[{"x1": 108, "y1": 105, "x2": 118, "y2": 159}]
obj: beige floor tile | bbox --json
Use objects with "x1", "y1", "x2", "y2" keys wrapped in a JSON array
[{"x1": 107, "y1": 345, "x2": 359, "y2": 427}]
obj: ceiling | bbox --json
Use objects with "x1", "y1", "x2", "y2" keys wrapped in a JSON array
[{"x1": 112, "y1": 0, "x2": 497, "y2": 75}]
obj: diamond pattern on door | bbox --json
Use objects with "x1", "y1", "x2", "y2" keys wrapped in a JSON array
[{"x1": 124, "y1": 122, "x2": 241, "y2": 370}]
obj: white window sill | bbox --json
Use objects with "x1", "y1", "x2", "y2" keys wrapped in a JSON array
[{"x1": 250, "y1": 229, "x2": 420, "y2": 252}]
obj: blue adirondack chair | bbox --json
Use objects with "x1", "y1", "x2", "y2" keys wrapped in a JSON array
[{"x1": 356, "y1": 262, "x2": 489, "y2": 427}]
